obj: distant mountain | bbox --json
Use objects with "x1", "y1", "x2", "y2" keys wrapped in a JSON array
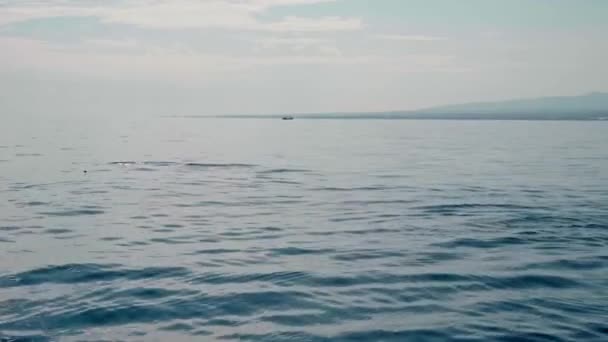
[
  {"x1": 215, "y1": 92, "x2": 608, "y2": 120},
  {"x1": 406, "y1": 92, "x2": 608, "y2": 120},
  {"x1": 314, "y1": 92, "x2": 608, "y2": 120}
]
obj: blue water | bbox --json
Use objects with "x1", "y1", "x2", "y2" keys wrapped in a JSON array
[{"x1": 1, "y1": 118, "x2": 607, "y2": 341}]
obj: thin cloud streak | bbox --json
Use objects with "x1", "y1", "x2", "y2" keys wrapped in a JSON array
[
  {"x1": 0, "y1": 0, "x2": 360, "y2": 31},
  {"x1": 376, "y1": 34, "x2": 446, "y2": 42}
]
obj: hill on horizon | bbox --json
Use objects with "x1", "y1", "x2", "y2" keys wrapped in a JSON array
[
  {"x1": 409, "y1": 92, "x2": 608, "y2": 119},
  {"x1": 331, "y1": 92, "x2": 608, "y2": 120},
  {"x1": 213, "y1": 92, "x2": 608, "y2": 120}
]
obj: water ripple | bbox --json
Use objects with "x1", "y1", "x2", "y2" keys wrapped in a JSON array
[
  {"x1": 0, "y1": 264, "x2": 191, "y2": 287},
  {"x1": 2, "y1": 120, "x2": 607, "y2": 341},
  {"x1": 38, "y1": 209, "x2": 105, "y2": 217}
]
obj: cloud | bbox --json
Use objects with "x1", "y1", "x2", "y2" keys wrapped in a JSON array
[
  {"x1": 102, "y1": 1, "x2": 362, "y2": 31},
  {"x1": 263, "y1": 16, "x2": 361, "y2": 32},
  {"x1": 0, "y1": 35, "x2": 457, "y2": 81},
  {"x1": 0, "y1": 36, "x2": 345, "y2": 78},
  {"x1": 376, "y1": 34, "x2": 446, "y2": 42},
  {"x1": 0, "y1": 0, "x2": 361, "y2": 32},
  {"x1": 254, "y1": 36, "x2": 339, "y2": 54},
  {"x1": 0, "y1": 0, "x2": 458, "y2": 83},
  {"x1": 0, "y1": 0, "x2": 126, "y2": 25}
]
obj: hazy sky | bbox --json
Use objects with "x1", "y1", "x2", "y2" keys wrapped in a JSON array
[{"x1": 1, "y1": 0, "x2": 607, "y2": 116}]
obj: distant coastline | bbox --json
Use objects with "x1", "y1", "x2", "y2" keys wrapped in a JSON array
[
  {"x1": 191, "y1": 92, "x2": 608, "y2": 121},
  {"x1": 207, "y1": 112, "x2": 608, "y2": 121}
]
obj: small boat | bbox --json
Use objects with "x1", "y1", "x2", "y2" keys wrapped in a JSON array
[{"x1": 282, "y1": 116, "x2": 294, "y2": 120}]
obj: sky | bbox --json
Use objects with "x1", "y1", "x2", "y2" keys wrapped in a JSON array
[{"x1": 1, "y1": 0, "x2": 607, "y2": 116}]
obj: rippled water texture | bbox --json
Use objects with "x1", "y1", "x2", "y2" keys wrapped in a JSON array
[{"x1": 1, "y1": 118, "x2": 607, "y2": 341}]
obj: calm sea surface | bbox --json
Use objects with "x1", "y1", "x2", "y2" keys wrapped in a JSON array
[{"x1": 1, "y1": 118, "x2": 607, "y2": 341}]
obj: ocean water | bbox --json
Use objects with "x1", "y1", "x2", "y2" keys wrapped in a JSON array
[{"x1": 0, "y1": 117, "x2": 607, "y2": 342}]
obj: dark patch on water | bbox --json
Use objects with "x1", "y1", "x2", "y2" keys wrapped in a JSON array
[
  {"x1": 150, "y1": 213, "x2": 168, "y2": 218},
  {"x1": 0, "y1": 334, "x2": 51, "y2": 342},
  {"x1": 23, "y1": 201, "x2": 48, "y2": 207},
  {"x1": 39, "y1": 209, "x2": 105, "y2": 216},
  {"x1": 332, "y1": 250, "x2": 406, "y2": 261},
  {"x1": 15, "y1": 153, "x2": 42, "y2": 157},
  {"x1": 258, "y1": 168, "x2": 312, "y2": 174},
  {"x1": 434, "y1": 236, "x2": 528, "y2": 249},
  {"x1": 100, "y1": 237, "x2": 122, "y2": 241},
  {"x1": 517, "y1": 257, "x2": 608, "y2": 271},
  {"x1": 268, "y1": 179, "x2": 302, "y2": 185},
  {"x1": 312, "y1": 186, "x2": 390, "y2": 192},
  {"x1": 342, "y1": 199, "x2": 416, "y2": 205},
  {"x1": 43, "y1": 228, "x2": 73, "y2": 235},
  {"x1": 414, "y1": 203, "x2": 549, "y2": 215},
  {"x1": 268, "y1": 247, "x2": 335, "y2": 256},
  {"x1": 160, "y1": 322, "x2": 194, "y2": 331},
  {"x1": 187, "y1": 248, "x2": 241, "y2": 255},
  {"x1": 108, "y1": 161, "x2": 137, "y2": 165},
  {"x1": 0, "y1": 264, "x2": 191, "y2": 288},
  {"x1": 184, "y1": 163, "x2": 256, "y2": 168},
  {"x1": 143, "y1": 161, "x2": 178, "y2": 166},
  {"x1": 149, "y1": 237, "x2": 193, "y2": 244},
  {"x1": 219, "y1": 329, "x2": 469, "y2": 342}
]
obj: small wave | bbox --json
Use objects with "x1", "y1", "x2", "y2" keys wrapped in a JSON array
[
  {"x1": 100, "y1": 237, "x2": 122, "y2": 241},
  {"x1": 39, "y1": 209, "x2": 105, "y2": 217},
  {"x1": 184, "y1": 163, "x2": 256, "y2": 168},
  {"x1": 268, "y1": 180, "x2": 302, "y2": 185},
  {"x1": 329, "y1": 216, "x2": 373, "y2": 223},
  {"x1": 258, "y1": 168, "x2": 312, "y2": 174},
  {"x1": 8, "y1": 181, "x2": 83, "y2": 191},
  {"x1": 516, "y1": 257, "x2": 607, "y2": 271},
  {"x1": 70, "y1": 189, "x2": 109, "y2": 195},
  {"x1": 332, "y1": 250, "x2": 406, "y2": 261},
  {"x1": 0, "y1": 290, "x2": 315, "y2": 333},
  {"x1": 160, "y1": 322, "x2": 195, "y2": 332},
  {"x1": 175, "y1": 201, "x2": 245, "y2": 207},
  {"x1": 0, "y1": 333, "x2": 51, "y2": 342},
  {"x1": 342, "y1": 199, "x2": 415, "y2": 205},
  {"x1": 312, "y1": 186, "x2": 390, "y2": 192},
  {"x1": 108, "y1": 161, "x2": 137, "y2": 165},
  {"x1": 15, "y1": 153, "x2": 42, "y2": 157},
  {"x1": 414, "y1": 203, "x2": 547, "y2": 212},
  {"x1": 186, "y1": 248, "x2": 242, "y2": 255},
  {"x1": 0, "y1": 264, "x2": 191, "y2": 288},
  {"x1": 487, "y1": 274, "x2": 583, "y2": 290},
  {"x1": 434, "y1": 236, "x2": 528, "y2": 249},
  {"x1": 188, "y1": 271, "x2": 310, "y2": 286},
  {"x1": 185, "y1": 271, "x2": 583, "y2": 290},
  {"x1": 222, "y1": 329, "x2": 459, "y2": 341},
  {"x1": 43, "y1": 228, "x2": 73, "y2": 235},
  {"x1": 149, "y1": 237, "x2": 194, "y2": 245},
  {"x1": 22, "y1": 201, "x2": 48, "y2": 207},
  {"x1": 143, "y1": 161, "x2": 178, "y2": 166},
  {"x1": 267, "y1": 247, "x2": 335, "y2": 256},
  {"x1": 501, "y1": 213, "x2": 586, "y2": 227}
]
